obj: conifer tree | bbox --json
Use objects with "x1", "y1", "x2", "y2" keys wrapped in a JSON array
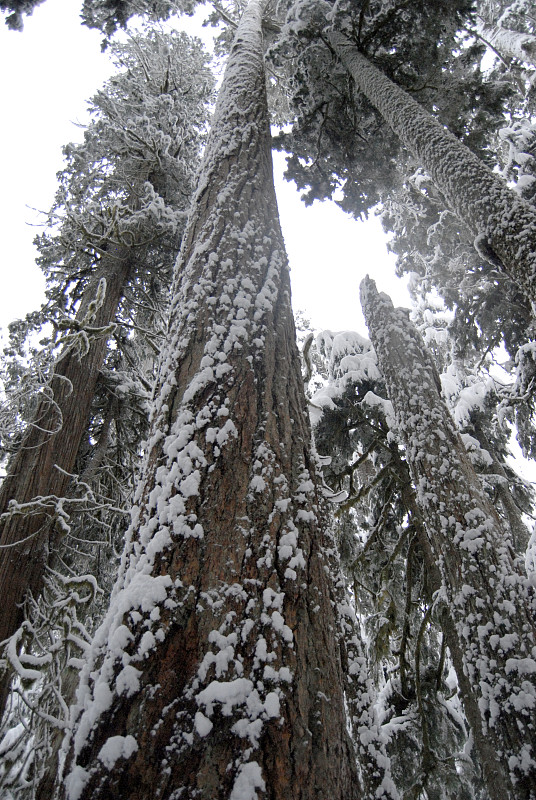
[
  {"x1": 361, "y1": 277, "x2": 536, "y2": 800},
  {"x1": 52, "y1": 3, "x2": 378, "y2": 798},
  {"x1": 0, "y1": 28, "x2": 212, "y2": 718},
  {"x1": 1, "y1": 0, "x2": 179, "y2": 32},
  {"x1": 272, "y1": 2, "x2": 536, "y2": 306},
  {"x1": 309, "y1": 328, "x2": 512, "y2": 799},
  {"x1": 330, "y1": 35, "x2": 536, "y2": 300},
  {"x1": 477, "y1": 0, "x2": 536, "y2": 66}
]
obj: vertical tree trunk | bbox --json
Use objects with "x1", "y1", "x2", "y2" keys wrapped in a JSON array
[
  {"x1": 0, "y1": 247, "x2": 131, "y2": 715},
  {"x1": 360, "y1": 277, "x2": 536, "y2": 800},
  {"x1": 478, "y1": 21, "x2": 536, "y2": 67},
  {"x1": 328, "y1": 32, "x2": 536, "y2": 307},
  {"x1": 56, "y1": 4, "x2": 363, "y2": 799},
  {"x1": 399, "y1": 479, "x2": 512, "y2": 800}
]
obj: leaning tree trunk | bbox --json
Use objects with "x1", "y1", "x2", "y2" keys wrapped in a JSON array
[
  {"x1": 477, "y1": 21, "x2": 536, "y2": 67},
  {"x1": 361, "y1": 277, "x2": 536, "y2": 800},
  {"x1": 328, "y1": 31, "x2": 536, "y2": 308},
  {"x1": 0, "y1": 246, "x2": 131, "y2": 715},
  {"x1": 55, "y1": 4, "x2": 364, "y2": 799}
]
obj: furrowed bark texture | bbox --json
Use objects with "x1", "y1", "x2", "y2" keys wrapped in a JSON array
[
  {"x1": 361, "y1": 277, "x2": 536, "y2": 800},
  {"x1": 478, "y1": 22, "x2": 536, "y2": 67},
  {"x1": 400, "y1": 482, "x2": 512, "y2": 800},
  {"x1": 329, "y1": 32, "x2": 536, "y2": 307},
  {"x1": 0, "y1": 249, "x2": 131, "y2": 715},
  {"x1": 57, "y1": 4, "x2": 362, "y2": 799}
]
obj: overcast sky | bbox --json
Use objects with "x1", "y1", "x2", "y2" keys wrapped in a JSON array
[{"x1": 0, "y1": 0, "x2": 409, "y2": 338}]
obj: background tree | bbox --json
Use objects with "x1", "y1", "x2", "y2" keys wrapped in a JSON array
[
  {"x1": 308, "y1": 327, "x2": 520, "y2": 799},
  {"x1": 0, "y1": 23, "x2": 212, "y2": 746},
  {"x1": 476, "y1": 0, "x2": 536, "y2": 68},
  {"x1": 269, "y1": 1, "x2": 536, "y2": 307},
  {"x1": 1, "y1": 0, "x2": 183, "y2": 33},
  {"x1": 360, "y1": 277, "x2": 536, "y2": 799}
]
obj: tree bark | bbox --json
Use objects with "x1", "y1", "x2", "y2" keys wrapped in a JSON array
[
  {"x1": 0, "y1": 246, "x2": 131, "y2": 716},
  {"x1": 56, "y1": 4, "x2": 364, "y2": 799},
  {"x1": 329, "y1": 32, "x2": 536, "y2": 308},
  {"x1": 361, "y1": 277, "x2": 536, "y2": 800},
  {"x1": 399, "y1": 479, "x2": 511, "y2": 800},
  {"x1": 478, "y1": 21, "x2": 536, "y2": 67}
]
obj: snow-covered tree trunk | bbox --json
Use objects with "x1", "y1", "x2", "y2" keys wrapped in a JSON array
[
  {"x1": 0, "y1": 248, "x2": 131, "y2": 714},
  {"x1": 400, "y1": 479, "x2": 512, "y2": 799},
  {"x1": 329, "y1": 32, "x2": 536, "y2": 308},
  {"x1": 55, "y1": 4, "x2": 363, "y2": 799},
  {"x1": 478, "y1": 21, "x2": 536, "y2": 66},
  {"x1": 361, "y1": 277, "x2": 536, "y2": 800}
]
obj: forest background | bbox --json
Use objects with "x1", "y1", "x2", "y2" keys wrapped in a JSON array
[
  {"x1": 1, "y1": 0, "x2": 536, "y2": 799},
  {"x1": 0, "y1": 0, "x2": 406, "y2": 336}
]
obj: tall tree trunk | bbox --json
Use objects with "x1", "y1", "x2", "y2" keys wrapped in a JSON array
[
  {"x1": 55, "y1": 4, "x2": 364, "y2": 799},
  {"x1": 0, "y1": 247, "x2": 131, "y2": 715},
  {"x1": 398, "y1": 477, "x2": 512, "y2": 800},
  {"x1": 328, "y1": 32, "x2": 536, "y2": 307},
  {"x1": 477, "y1": 21, "x2": 536, "y2": 67},
  {"x1": 360, "y1": 277, "x2": 536, "y2": 800}
]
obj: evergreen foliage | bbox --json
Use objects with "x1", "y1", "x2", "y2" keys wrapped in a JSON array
[
  {"x1": 2, "y1": 1, "x2": 536, "y2": 798},
  {"x1": 2, "y1": 25, "x2": 212, "y2": 459},
  {"x1": 0, "y1": 27, "x2": 213, "y2": 796},
  {"x1": 270, "y1": 0, "x2": 480, "y2": 215},
  {"x1": 1, "y1": 0, "x2": 192, "y2": 33},
  {"x1": 0, "y1": 0, "x2": 44, "y2": 30}
]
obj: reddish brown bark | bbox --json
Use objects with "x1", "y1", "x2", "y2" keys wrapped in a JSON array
[
  {"x1": 0, "y1": 247, "x2": 131, "y2": 713},
  {"x1": 56, "y1": 3, "x2": 362, "y2": 798}
]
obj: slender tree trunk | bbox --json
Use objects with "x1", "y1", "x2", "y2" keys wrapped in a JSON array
[
  {"x1": 360, "y1": 277, "x2": 536, "y2": 800},
  {"x1": 478, "y1": 21, "x2": 536, "y2": 67},
  {"x1": 470, "y1": 419, "x2": 530, "y2": 554},
  {"x1": 399, "y1": 479, "x2": 511, "y2": 800},
  {"x1": 55, "y1": 4, "x2": 363, "y2": 799},
  {"x1": 329, "y1": 32, "x2": 536, "y2": 307},
  {"x1": 0, "y1": 247, "x2": 131, "y2": 715}
]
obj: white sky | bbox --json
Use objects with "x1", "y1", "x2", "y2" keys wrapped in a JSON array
[{"x1": 0, "y1": 0, "x2": 409, "y2": 338}]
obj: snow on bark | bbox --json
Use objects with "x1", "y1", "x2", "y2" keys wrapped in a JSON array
[
  {"x1": 478, "y1": 21, "x2": 536, "y2": 66},
  {"x1": 361, "y1": 277, "x2": 536, "y2": 800},
  {"x1": 55, "y1": 3, "x2": 368, "y2": 799},
  {"x1": 0, "y1": 249, "x2": 131, "y2": 716},
  {"x1": 329, "y1": 32, "x2": 536, "y2": 309},
  {"x1": 0, "y1": 30, "x2": 211, "y2": 726}
]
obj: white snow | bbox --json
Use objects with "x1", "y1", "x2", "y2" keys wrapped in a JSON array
[
  {"x1": 229, "y1": 761, "x2": 266, "y2": 800},
  {"x1": 97, "y1": 735, "x2": 138, "y2": 769},
  {"x1": 194, "y1": 711, "x2": 214, "y2": 737}
]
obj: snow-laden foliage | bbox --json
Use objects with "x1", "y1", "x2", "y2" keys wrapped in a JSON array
[
  {"x1": 361, "y1": 278, "x2": 536, "y2": 799},
  {"x1": 2, "y1": 26, "x2": 213, "y2": 459},
  {"x1": 0, "y1": 27, "x2": 213, "y2": 797},
  {"x1": 480, "y1": 0, "x2": 536, "y2": 36},
  {"x1": 270, "y1": 0, "x2": 483, "y2": 216},
  {"x1": 308, "y1": 328, "x2": 492, "y2": 799},
  {"x1": 1, "y1": 0, "x2": 195, "y2": 33}
]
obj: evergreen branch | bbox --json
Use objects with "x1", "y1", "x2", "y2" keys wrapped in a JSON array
[
  {"x1": 211, "y1": 1, "x2": 238, "y2": 30},
  {"x1": 464, "y1": 25, "x2": 510, "y2": 69}
]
